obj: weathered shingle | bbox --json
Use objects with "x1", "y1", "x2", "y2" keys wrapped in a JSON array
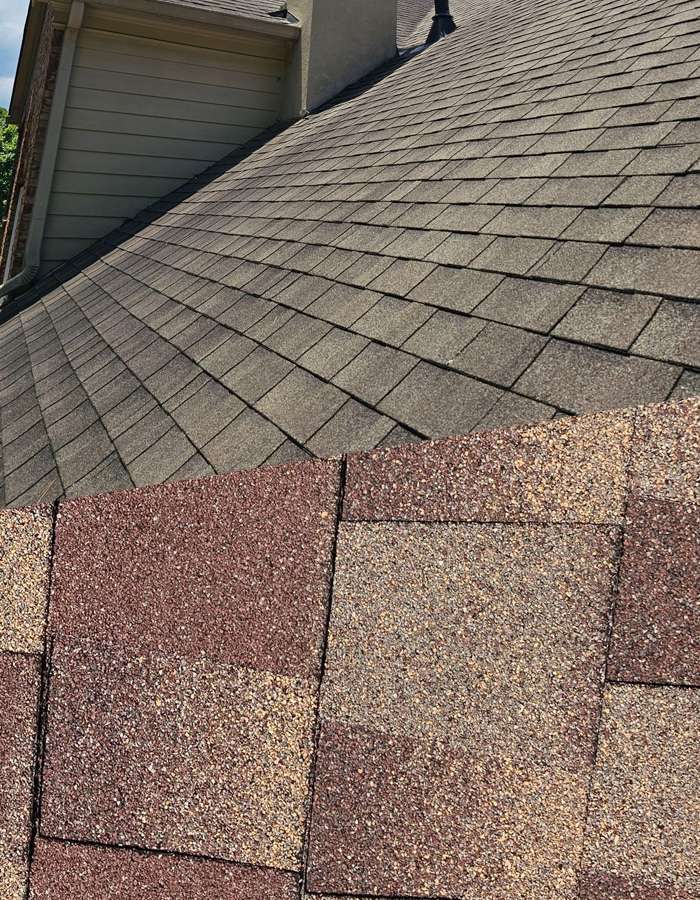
[{"x1": 0, "y1": 0, "x2": 698, "y2": 504}]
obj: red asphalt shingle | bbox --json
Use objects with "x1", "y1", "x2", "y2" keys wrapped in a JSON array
[
  {"x1": 50, "y1": 460, "x2": 341, "y2": 678},
  {"x1": 30, "y1": 839, "x2": 299, "y2": 899},
  {"x1": 609, "y1": 497, "x2": 700, "y2": 686},
  {"x1": 40, "y1": 460, "x2": 340, "y2": 873}
]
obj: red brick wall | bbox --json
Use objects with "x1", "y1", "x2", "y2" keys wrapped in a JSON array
[{"x1": 0, "y1": 8, "x2": 62, "y2": 280}]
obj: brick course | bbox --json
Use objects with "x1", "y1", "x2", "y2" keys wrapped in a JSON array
[{"x1": 0, "y1": 7, "x2": 62, "y2": 280}]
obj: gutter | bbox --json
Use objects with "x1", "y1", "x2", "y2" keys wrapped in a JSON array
[{"x1": 0, "y1": 0, "x2": 85, "y2": 306}]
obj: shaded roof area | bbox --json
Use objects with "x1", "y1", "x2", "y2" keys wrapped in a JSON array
[
  {"x1": 1, "y1": 395, "x2": 699, "y2": 897},
  {"x1": 1, "y1": 0, "x2": 699, "y2": 507},
  {"x1": 396, "y1": 0, "x2": 435, "y2": 48}
]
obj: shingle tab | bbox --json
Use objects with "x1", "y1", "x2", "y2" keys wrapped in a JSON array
[
  {"x1": 378, "y1": 362, "x2": 502, "y2": 437},
  {"x1": 453, "y1": 322, "x2": 547, "y2": 386},
  {"x1": 553, "y1": 288, "x2": 661, "y2": 350},
  {"x1": 475, "y1": 277, "x2": 583, "y2": 331},
  {"x1": 256, "y1": 369, "x2": 347, "y2": 442},
  {"x1": 333, "y1": 343, "x2": 417, "y2": 406},
  {"x1": 631, "y1": 300, "x2": 700, "y2": 367},
  {"x1": 515, "y1": 340, "x2": 681, "y2": 413},
  {"x1": 586, "y1": 246, "x2": 700, "y2": 299}
]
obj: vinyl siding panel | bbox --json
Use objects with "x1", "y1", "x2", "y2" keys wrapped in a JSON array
[
  {"x1": 42, "y1": 19, "x2": 288, "y2": 272},
  {"x1": 65, "y1": 88, "x2": 274, "y2": 128}
]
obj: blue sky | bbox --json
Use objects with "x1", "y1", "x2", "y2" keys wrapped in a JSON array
[{"x1": 1, "y1": 0, "x2": 29, "y2": 109}]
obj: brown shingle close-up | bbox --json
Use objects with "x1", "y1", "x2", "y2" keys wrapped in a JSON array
[
  {"x1": 0, "y1": 396, "x2": 697, "y2": 898},
  {"x1": 29, "y1": 839, "x2": 300, "y2": 899},
  {"x1": 49, "y1": 460, "x2": 340, "y2": 677},
  {"x1": 0, "y1": 506, "x2": 53, "y2": 653},
  {"x1": 41, "y1": 641, "x2": 317, "y2": 871},
  {"x1": 581, "y1": 685, "x2": 700, "y2": 898},
  {"x1": 306, "y1": 522, "x2": 617, "y2": 896}
]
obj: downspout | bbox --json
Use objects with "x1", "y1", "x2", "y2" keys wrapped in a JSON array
[{"x1": 0, "y1": 0, "x2": 84, "y2": 306}]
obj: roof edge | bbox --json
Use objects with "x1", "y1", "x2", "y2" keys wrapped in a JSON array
[{"x1": 89, "y1": 0, "x2": 301, "y2": 40}]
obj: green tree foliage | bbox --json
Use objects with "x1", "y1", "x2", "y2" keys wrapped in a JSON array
[{"x1": 0, "y1": 107, "x2": 19, "y2": 220}]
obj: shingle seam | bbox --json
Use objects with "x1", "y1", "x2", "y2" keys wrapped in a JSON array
[
  {"x1": 35, "y1": 833, "x2": 303, "y2": 877},
  {"x1": 24, "y1": 497, "x2": 59, "y2": 900},
  {"x1": 574, "y1": 406, "x2": 638, "y2": 896},
  {"x1": 606, "y1": 678, "x2": 700, "y2": 689},
  {"x1": 663, "y1": 363, "x2": 693, "y2": 400},
  {"x1": 298, "y1": 457, "x2": 348, "y2": 891},
  {"x1": 339, "y1": 517, "x2": 626, "y2": 527}
]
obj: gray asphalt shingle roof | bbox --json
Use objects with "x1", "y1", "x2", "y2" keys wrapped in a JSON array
[{"x1": 1, "y1": 0, "x2": 699, "y2": 507}]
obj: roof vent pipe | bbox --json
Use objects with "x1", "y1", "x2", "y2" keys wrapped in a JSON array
[{"x1": 426, "y1": 0, "x2": 457, "y2": 44}]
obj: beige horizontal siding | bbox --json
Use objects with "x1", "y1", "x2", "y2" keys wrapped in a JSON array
[
  {"x1": 65, "y1": 88, "x2": 274, "y2": 129},
  {"x1": 48, "y1": 192, "x2": 159, "y2": 217},
  {"x1": 41, "y1": 237, "x2": 97, "y2": 265},
  {"x1": 63, "y1": 107, "x2": 261, "y2": 144},
  {"x1": 54, "y1": 149, "x2": 226, "y2": 179},
  {"x1": 69, "y1": 66, "x2": 281, "y2": 111},
  {"x1": 44, "y1": 214, "x2": 126, "y2": 240},
  {"x1": 51, "y1": 171, "x2": 183, "y2": 197},
  {"x1": 59, "y1": 127, "x2": 235, "y2": 161},
  {"x1": 42, "y1": 17, "x2": 287, "y2": 271},
  {"x1": 78, "y1": 29, "x2": 286, "y2": 80}
]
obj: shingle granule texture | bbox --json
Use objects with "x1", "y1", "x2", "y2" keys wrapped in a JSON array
[
  {"x1": 0, "y1": 396, "x2": 696, "y2": 897},
  {"x1": 581, "y1": 686, "x2": 700, "y2": 897},
  {"x1": 0, "y1": 506, "x2": 53, "y2": 653},
  {"x1": 41, "y1": 642, "x2": 316, "y2": 869},
  {"x1": 307, "y1": 522, "x2": 617, "y2": 897},
  {"x1": 608, "y1": 497, "x2": 700, "y2": 686},
  {"x1": 50, "y1": 459, "x2": 340, "y2": 678},
  {"x1": 30, "y1": 838, "x2": 299, "y2": 899},
  {"x1": 343, "y1": 409, "x2": 633, "y2": 523},
  {"x1": 0, "y1": 654, "x2": 39, "y2": 900},
  {"x1": 628, "y1": 398, "x2": 700, "y2": 504}
]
